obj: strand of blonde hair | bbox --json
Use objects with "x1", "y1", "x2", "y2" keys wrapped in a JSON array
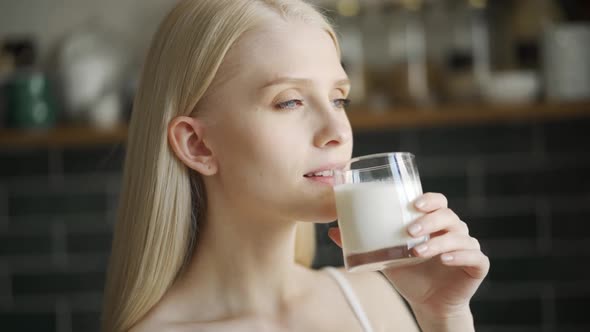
[{"x1": 102, "y1": 1, "x2": 338, "y2": 331}]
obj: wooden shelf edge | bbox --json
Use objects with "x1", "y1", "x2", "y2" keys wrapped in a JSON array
[
  {"x1": 0, "y1": 101, "x2": 589, "y2": 148},
  {"x1": 0, "y1": 126, "x2": 128, "y2": 149},
  {"x1": 347, "y1": 101, "x2": 590, "y2": 131}
]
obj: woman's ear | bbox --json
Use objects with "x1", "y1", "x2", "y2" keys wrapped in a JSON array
[{"x1": 168, "y1": 116, "x2": 218, "y2": 176}]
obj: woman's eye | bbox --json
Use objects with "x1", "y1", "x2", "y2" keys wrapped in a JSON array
[
  {"x1": 333, "y1": 98, "x2": 351, "y2": 109},
  {"x1": 275, "y1": 98, "x2": 350, "y2": 110},
  {"x1": 276, "y1": 99, "x2": 304, "y2": 110}
]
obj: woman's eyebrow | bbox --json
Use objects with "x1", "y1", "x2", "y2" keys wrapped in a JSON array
[{"x1": 260, "y1": 77, "x2": 351, "y2": 90}]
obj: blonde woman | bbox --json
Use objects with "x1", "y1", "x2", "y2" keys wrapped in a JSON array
[{"x1": 102, "y1": 0, "x2": 490, "y2": 331}]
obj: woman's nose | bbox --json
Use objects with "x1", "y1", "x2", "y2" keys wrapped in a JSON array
[{"x1": 313, "y1": 110, "x2": 352, "y2": 148}]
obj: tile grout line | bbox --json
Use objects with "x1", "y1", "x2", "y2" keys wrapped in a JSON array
[
  {"x1": 535, "y1": 198, "x2": 553, "y2": 255},
  {"x1": 56, "y1": 297, "x2": 73, "y2": 332},
  {"x1": 49, "y1": 148, "x2": 65, "y2": 189},
  {"x1": 541, "y1": 284, "x2": 556, "y2": 332},
  {"x1": 532, "y1": 124, "x2": 547, "y2": 163},
  {"x1": 0, "y1": 185, "x2": 9, "y2": 227},
  {"x1": 51, "y1": 219, "x2": 69, "y2": 268},
  {"x1": 467, "y1": 157, "x2": 486, "y2": 212},
  {"x1": 1, "y1": 254, "x2": 109, "y2": 274},
  {"x1": 0, "y1": 264, "x2": 14, "y2": 309},
  {"x1": 106, "y1": 179, "x2": 120, "y2": 227},
  {"x1": 4, "y1": 173, "x2": 121, "y2": 194}
]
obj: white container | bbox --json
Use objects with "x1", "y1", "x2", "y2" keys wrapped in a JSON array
[
  {"x1": 483, "y1": 71, "x2": 540, "y2": 104},
  {"x1": 543, "y1": 24, "x2": 590, "y2": 101}
]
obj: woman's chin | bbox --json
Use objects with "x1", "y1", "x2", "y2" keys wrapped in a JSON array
[
  {"x1": 297, "y1": 214, "x2": 337, "y2": 223},
  {"x1": 290, "y1": 188, "x2": 338, "y2": 221},
  {"x1": 318, "y1": 194, "x2": 339, "y2": 221},
  {"x1": 300, "y1": 200, "x2": 338, "y2": 222},
  {"x1": 317, "y1": 205, "x2": 338, "y2": 223},
  {"x1": 313, "y1": 217, "x2": 338, "y2": 224}
]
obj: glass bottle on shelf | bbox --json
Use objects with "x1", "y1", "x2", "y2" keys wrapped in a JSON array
[
  {"x1": 360, "y1": 0, "x2": 396, "y2": 111},
  {"x1": 388, "y1": 0, "x2": 446, "y2": 109},
  {"x1": 333, "y1": 0, "x2": 366, "y2": 109},
  {"x1": 359, "y1": 0, "x2": 446, "y2": 110},
  {"x1": 401, "y1": 0, "x2": 431, "y2": 107},
  {"x1": 469, "y1": 0, "x2": 492, "y2": 97},
  {"x1": 444, "y1": 0, "x2": 491, "y2": 105}
]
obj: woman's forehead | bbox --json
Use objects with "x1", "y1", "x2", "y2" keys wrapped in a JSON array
[{"x1": 216, "y1": 22, "x2": 342, "y2": 89}]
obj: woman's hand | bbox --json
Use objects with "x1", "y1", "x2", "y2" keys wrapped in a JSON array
[{"x1": 328, "y1": 192, "x2": 489, "y2": 327}]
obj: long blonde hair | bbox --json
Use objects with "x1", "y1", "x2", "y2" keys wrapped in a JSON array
[{"x1": 101, "y1": 1, "x2": 339, "y2": 331}]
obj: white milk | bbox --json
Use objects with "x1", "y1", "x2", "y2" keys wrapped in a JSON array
[{"x1": 334, "y1": 181, "x2": 426, "y2": 255}]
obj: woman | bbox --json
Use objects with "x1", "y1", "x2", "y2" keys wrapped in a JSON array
[{"x1": 102, "y1": 0, "x2": 490, "y2": 331}]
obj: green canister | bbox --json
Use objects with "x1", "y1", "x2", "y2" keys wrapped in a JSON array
[{"x1": 6, "y1": 71, "x2": 57, "y2": 129}]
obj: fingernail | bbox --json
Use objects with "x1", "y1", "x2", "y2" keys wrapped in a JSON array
[
  {"x1": 415, "y1": 198, "x2": 427, "y2": 209},
  {"x1": 441, "y1": 254, "x2": 454, "y2": 262},
  {"x1": 415, "y1": 244, "x2": 428, "y2": 254},
  {"x1": 408, "y1": 223, "x2": 422, "y2": 236}
]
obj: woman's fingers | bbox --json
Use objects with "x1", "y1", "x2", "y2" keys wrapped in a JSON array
[
  {"x1": 439, "y1": 249, "x2": 490, "y2": 280},
  {"x1": 414, "y1": 192, "x2": 448, "y2": 212},
  {"x1": 412, "y1": 232, "x2": 480, "y2": 259},
  {"x1": 327, "y1": 227, "x2": 342, "y2": 248},
  {"x1": 407, "y1": 208, "x2": 469, "y2": 237}
]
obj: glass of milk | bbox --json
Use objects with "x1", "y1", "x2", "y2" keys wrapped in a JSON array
[{"x1": 333, "y1": 152, "x2": 429, "y2": 272}]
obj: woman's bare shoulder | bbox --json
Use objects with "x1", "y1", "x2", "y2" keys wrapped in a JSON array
[{"x1": 333, "y1": 267, "x2": 421, "y2": 332}]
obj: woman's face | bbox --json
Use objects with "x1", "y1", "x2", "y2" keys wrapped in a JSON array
[{"x1": 201, "y1": 19, "x2": 353, "y2": 222}]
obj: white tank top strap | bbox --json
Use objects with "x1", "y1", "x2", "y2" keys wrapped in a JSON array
[{"x1": 324, "y1": 266, "x2": 376, "y2": 332}]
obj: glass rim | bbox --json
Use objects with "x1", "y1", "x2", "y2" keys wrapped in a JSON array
[
  {"x1": 334, "y1": 152, "x2": 416, "y2": 174},
  {"x1": 350, "y1": 151, "x2": 414, "y2": 164}
]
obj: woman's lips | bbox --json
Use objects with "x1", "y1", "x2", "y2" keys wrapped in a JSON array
[{"x1": 304, "y1": 175, "x2": 334, "y2": 186}]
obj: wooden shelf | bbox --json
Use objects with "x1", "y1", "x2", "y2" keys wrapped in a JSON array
[
  {"x1": 0, "y1": 125, "x2": 127, "y2": 149},
  {"x1": 347, "y1": 101, "x2": 590, "y2": 132},
  {"x1": 1, "y1": 101, "x2": 589, "y2": 148}
]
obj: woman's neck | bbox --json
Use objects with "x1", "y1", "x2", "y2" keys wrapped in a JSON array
[{"x1": 163, "y1": 195, "x2": 313, "y2": 322}]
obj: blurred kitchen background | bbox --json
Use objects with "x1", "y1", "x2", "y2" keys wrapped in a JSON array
[{"x1": 1, "y1": 0, "x2": 589, "y2": 331}]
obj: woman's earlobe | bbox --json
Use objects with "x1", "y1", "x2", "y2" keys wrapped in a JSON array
[
  {"x1": 168, "y1": 116, "x2": 218, "y2": 176},
  {"x1": 198, "y1": 162, "x2": 217, "y2": 176}
]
